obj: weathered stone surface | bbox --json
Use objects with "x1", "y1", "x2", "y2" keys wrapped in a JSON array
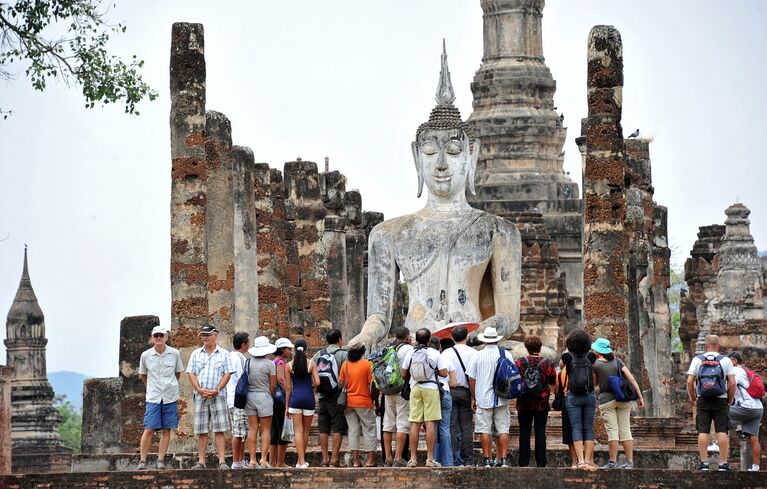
[
  {"x1": 468, "y1": 0, "x2": 582, "y2": 317},
  {"x1": 6, "y1": 466, "x2": 765, "y2": 488},
  {"x1": 0, "y1": 365, "x2": 14, "y2": 474},
  {"x1": 233, "y1": 146, "x2": 259, "y2": 336},
  {"x1": 582, "y1": 26, "x2": 674, "y2": 416},
  {"x1": 81, "y1": 378, "x2": 123, "y2": 454}
]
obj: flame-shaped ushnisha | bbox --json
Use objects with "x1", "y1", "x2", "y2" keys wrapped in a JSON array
[{"x1": 415, "y1": 40, "x2": 476, "y2": 142}]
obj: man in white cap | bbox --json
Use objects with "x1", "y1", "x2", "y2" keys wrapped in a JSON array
[
  {"x1": 226, "y1": 331, "x2": 251, "y2": 469},
  {"x1": 137, "y1": 324, "x2": 184, "y2": 470},
  {"x1": 466, "y1": 327, "x2": 514, "y2": 467},
  {"x1": 187, "y1": 325, "x2": 236, "y2": 469}
]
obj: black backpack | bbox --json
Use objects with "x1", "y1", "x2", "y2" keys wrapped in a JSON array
[
  {"x1": 521, "y1": 356, "x2": 546, "y2": 397},
  {"x1": 568, "y1": 352, "x2": 593, "y2": 395}
]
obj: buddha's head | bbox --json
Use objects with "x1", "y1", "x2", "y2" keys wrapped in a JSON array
[{"x1": 412, "y1": 41, "x2": 479, "y2": 200}]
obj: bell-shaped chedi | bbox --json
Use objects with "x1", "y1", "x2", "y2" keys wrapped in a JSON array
[{"x1": 4, "y1": 248, "x2": 71, "y2": 474}]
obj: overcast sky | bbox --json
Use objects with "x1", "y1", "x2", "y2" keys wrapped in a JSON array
[{"x1": 1, "y1": 0, "x2": 765, "y2": 378}]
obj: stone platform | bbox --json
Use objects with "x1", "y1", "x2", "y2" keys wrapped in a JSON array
[
  {"x1": 72, "y1": 448, "x2": 710, "y2": 472},
  {"x1": 1, "y1": 467, "x2": 764, "y2": 489}
]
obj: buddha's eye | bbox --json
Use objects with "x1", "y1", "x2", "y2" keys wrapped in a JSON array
[
  {"x1": 446, "y1": 140, "x2": 462, "y2": 155},
  {"x1": 421, "y1": 142, "x2": 438, "y2": 155}
]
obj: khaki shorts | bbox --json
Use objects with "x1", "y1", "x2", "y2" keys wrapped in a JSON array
[
  {"x1": 408, "y1": 386, "x2": 441, "y2": 423},
  {"x1": 475, "y1": 405, "x2": 510, "y2": 436},
  {"x1": 384, "y1": 394, "x2": 410, "y2": 433},
  {"x1": 600, "y1": 400, "x2": 633, "y2": 442}
]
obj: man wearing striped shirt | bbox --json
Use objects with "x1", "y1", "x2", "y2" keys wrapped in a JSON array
[{"x1": 467, "y1": 327, "x2": 513, "y2": 467}]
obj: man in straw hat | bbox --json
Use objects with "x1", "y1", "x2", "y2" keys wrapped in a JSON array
[
  {"x1": 467, "y1": 326, "x2": 514, "y2": 467},
  {"x1": 137, "y1": 325, "x2": 184, "y2": 470}
]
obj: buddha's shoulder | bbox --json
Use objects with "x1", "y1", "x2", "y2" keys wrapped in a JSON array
[
  {"x1": 369, "y1": 213, "x2": 421, "y2": 237},
  {"x1": 478, "y1": 212, "x2": 521, "y2": 239}
]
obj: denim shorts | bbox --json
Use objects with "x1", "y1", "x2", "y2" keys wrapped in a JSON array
[{"x1": 144, "y1": 401, "x2": 179, "y2": 430}]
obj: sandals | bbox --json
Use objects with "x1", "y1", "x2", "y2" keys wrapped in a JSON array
[{"x1": 190, "y1": 462, "x2": 206, "y2": 470}]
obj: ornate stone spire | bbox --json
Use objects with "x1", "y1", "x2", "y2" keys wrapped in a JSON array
[
  {"x1": 467, "y1": 0, "x2": 583, "y2": 314},
  {"x1": 435, "y1": 39, "x2": 455, "y2": 105},
  {"x1": 4, "y1": 248, "x2": 70, "y2": 473}
]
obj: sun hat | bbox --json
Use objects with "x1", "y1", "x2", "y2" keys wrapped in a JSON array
[
  {"x1": 151, "y1": 325, "x2": 169, "y2": 336},
  {"x1": 200, "y1": 325, "x2": 219, "y2": 335},
  {"x1": 248, "y1": 336, "x2": 277, "y2": 357},
  {"x1": 275, "y1": 337, "x2": 294, "y2": 349},
  {"x1": 591, "y1": 338, "x2": 612, "y2": 355},
  {"x1": 478, "y1": 327, "x2": 503, "y2": 343}
]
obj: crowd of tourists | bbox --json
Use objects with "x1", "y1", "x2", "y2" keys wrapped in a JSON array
[{"x1": 135, "y1": 324, "x2": 763, "y2": 471}]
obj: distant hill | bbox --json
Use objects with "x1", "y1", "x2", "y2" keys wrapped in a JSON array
[
  {"x1": 759, "y1": 250, "x2": 766, "y2": 257},
  {"x1": 49, "y1": 371, "x2": 89, "y2": 412}
]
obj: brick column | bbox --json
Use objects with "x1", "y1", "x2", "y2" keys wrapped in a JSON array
[
  {"x1": 204, "y1": 111, "x2": 235, "y2": 348},
  {"x1": 583, "y1": 26, "x2": 629, "y2": 351},
  {"x1": 169, "y1": 22, "x2": 208, "y2": 336},
  {"x1": 233, "y1": 146, "x2": 259, "y2": 336},
  {"x1": 0, "y1": 366, "x2": 13, "y2": 474}
]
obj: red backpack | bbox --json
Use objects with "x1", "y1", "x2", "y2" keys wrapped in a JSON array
[{"x1": 744, "y1": 368, "x2": 765, "y2": 399}]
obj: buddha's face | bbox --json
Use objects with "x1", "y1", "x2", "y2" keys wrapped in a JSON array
[{"x1": 414, "y1": 128, "x2": 475, "y2": 199}]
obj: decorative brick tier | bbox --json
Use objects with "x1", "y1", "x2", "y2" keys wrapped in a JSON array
[{"x1": 3, "y1": 467, "x2": 763, "y2": 489}]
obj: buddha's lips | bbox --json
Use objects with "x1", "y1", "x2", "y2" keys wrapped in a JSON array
[{"x1": 433, "y1": 174, "x2": 453, "y2": 182}]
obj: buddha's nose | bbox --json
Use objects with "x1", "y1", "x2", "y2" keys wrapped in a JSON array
[{"x1": 435, "y1": 150, "x2": 448, "y2": 171}]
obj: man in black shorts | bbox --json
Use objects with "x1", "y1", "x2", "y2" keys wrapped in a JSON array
[
  {"x1": 311, "y1": 329, "x2": 348, "y2": 466},
  {"x1": 686, "y1": 335, "x2": 736, "y2": 471}
]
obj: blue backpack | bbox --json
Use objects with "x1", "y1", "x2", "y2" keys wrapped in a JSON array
[
  {"x1": 697, "y1": 354, "x2": 726, "y2": 398},
  {"x1": 493, "y1": 347, "x2": 524, "y2": 401},
  {"x1": 233, "y1": 358, "x2": 250, "y2": 409}
]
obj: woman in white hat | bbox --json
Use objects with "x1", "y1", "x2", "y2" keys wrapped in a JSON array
[
  {"x1": 245, "y1": 336, "x2": 277, "y2": 468},
  {"x1": 269, "y1": 337, "x2": 294, "y2": 467}
]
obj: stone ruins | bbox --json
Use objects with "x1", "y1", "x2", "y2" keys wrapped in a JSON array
[
  {"x1": 3, "y1": 249, "x2": 71, "y2": 473},
  {"x1": 0, "y1": 0, "x2": 765, "y2": 480}
]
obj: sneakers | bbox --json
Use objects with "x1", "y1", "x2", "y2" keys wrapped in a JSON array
[
  {"x1": 497, "y1": 458, "x2": 509, "y2": 468},
  {"x1": 481, "y1": 458, "x2": 493, "y2": 468},
  {"x1": 748, "y1": 465, "x2": 760, "y2": 472},
  {"x1": 718, "y1": 463, "x2": 732, "y2": 472},
  {"x1": 619, "y1": 461, "x2": 634, "y2": 469},
  {"x1": 156, "y1": 460, "x2": 166, "y2": 470},
  {"x1": 137, "y1": 460, "x2": 147, "y2": 471},
  {"x1": 707, "y1": 442, "x2": 719, "y2": 453},
  {"x1": 601, "y1": 460, "x2": 618, "y2": 469},
  {"x1": 698, "y1": 461, "x2": 709, "y2": 471},
  {"x1": 295, "y1": 462, "x2": 309, "y2": 469}
]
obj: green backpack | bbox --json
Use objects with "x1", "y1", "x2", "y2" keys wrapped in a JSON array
[{"x1": 373, "y1": 344, "x2": 406, "y2": 395}]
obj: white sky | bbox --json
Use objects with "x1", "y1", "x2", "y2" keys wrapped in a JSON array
[{"x1": 1, "y1": 0, "x2": 765, "y2": 378}]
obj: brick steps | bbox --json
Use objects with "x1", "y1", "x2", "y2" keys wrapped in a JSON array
[{"x1": 3, "y1": 467, "x2": 763, "y2": 489}]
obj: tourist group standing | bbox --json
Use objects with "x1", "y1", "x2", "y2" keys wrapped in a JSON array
[{"x1": 135, "y1": 324, "x2": 763, "y2": 471}]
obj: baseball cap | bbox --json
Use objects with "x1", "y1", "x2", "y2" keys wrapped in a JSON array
[
  {"x1": 151, "y1": 325, "x2": 168, "y2": 336},
  {"x1": 200, "y1": 325, "x2": 219, "y2": 335},
  {"x1": 727, "y1": 351, "x2": 743, "y2": 362}
]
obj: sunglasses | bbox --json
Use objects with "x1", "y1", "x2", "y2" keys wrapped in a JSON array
[{"x1": 153, "y1": 333, "x2": 166, "y2": 338}]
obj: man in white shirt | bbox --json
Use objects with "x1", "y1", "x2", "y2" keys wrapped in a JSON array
[
  {"x1": 137, "y1": 325, "x2": 184, "y2": 470},
  {"x1": 401, "y1": 328, "x2": 447, "y2": 467},
  {"x1": 441, "y1": 324, "x2": 478, "y2": 466},
  {"x1": 686, "y1": 334, "x2": 736, "y2": 471},
  {"x1": 727, "y1": 351, "x2": 762, "y2": 471},
  {"x1": 226, "y1": 332, "x2": 250, "y2": 469},
  {"x1": 467, "y1": 327, "x2": 513, "y2": 468},
  {"x1": 382, "y1": 327, "x2": 414, "y2": 467}
]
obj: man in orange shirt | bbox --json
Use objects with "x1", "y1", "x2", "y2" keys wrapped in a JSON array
[{"x1": 339, "y1": 346, "x2": 379, "y2": 467}]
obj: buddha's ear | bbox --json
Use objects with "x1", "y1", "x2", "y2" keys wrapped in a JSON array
[
  {"x1": 412, "y1": 140, "x2": 424, "y2": 198},
  {"x1": 468, "y1": 139, "x2": 480, "y2": 196}
]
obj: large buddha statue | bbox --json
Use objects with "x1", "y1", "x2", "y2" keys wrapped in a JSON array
[{"x1": 350, "y1": 44, "x2": 522, "y2": 352}]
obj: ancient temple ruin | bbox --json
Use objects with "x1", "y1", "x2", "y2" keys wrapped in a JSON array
[
  {"x1": 4, "y1": 250, "x2": 71, "y2": 473},
  {"x1": 467, "y1": 0, "x2": 583, "y2": 338},
  {"x1": 81, "y1": 23, "x2": 386, "y2": 453},
  {"x1": 579, "y1": 26, "x2": 674, "y2": 417}
]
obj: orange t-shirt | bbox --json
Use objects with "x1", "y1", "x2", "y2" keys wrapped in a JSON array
[{"x1": 338, "y1": 359, "x2": 374, "y2": 408}]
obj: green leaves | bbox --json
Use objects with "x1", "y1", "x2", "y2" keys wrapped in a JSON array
[
  {"x1": 54, "y1": 394, "x2": 82, "y2": 453},
  {"x1": 0, "y1": 0, "x2": 157, "y2": 116}
]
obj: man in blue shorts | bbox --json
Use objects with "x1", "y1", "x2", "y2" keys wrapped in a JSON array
[{"x1": 137, "y1": 325, "x2": 185, "y2": 470}]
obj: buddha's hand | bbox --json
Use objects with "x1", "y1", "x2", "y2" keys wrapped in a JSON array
[{"x1": 348, "y1": 314, "x2": 386, "y2": 353}]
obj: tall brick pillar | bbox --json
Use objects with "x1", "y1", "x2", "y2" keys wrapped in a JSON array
[
  {"x1": 169, "y1": 22, "x2": 208, "y2": 336},
  {"x1": 345, "y1": 190, "x2": 366, "y2": 338},
  {"x1": 233, "y1": 146, "x2": 260, "y2": 336},
  {"x1": 204, "y1": 111, "x2": 235, "y2": 349},
  {"x1": 583, "y1": 26, "x2": 630, "y2": 354},
  {"x1": 169, "y1": 22, "x2": 208, "y2": 451},
  {"x1": 0, "y1": 366, "x2": 13, "y2": 474}
]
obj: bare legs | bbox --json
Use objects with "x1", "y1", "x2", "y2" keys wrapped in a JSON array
[
  {"x1": 246, "y1": 416, "x2": 272, "y2": 466},
  {"x1": 139, "y1": 428, "x2": 171, "y2": 463}
]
